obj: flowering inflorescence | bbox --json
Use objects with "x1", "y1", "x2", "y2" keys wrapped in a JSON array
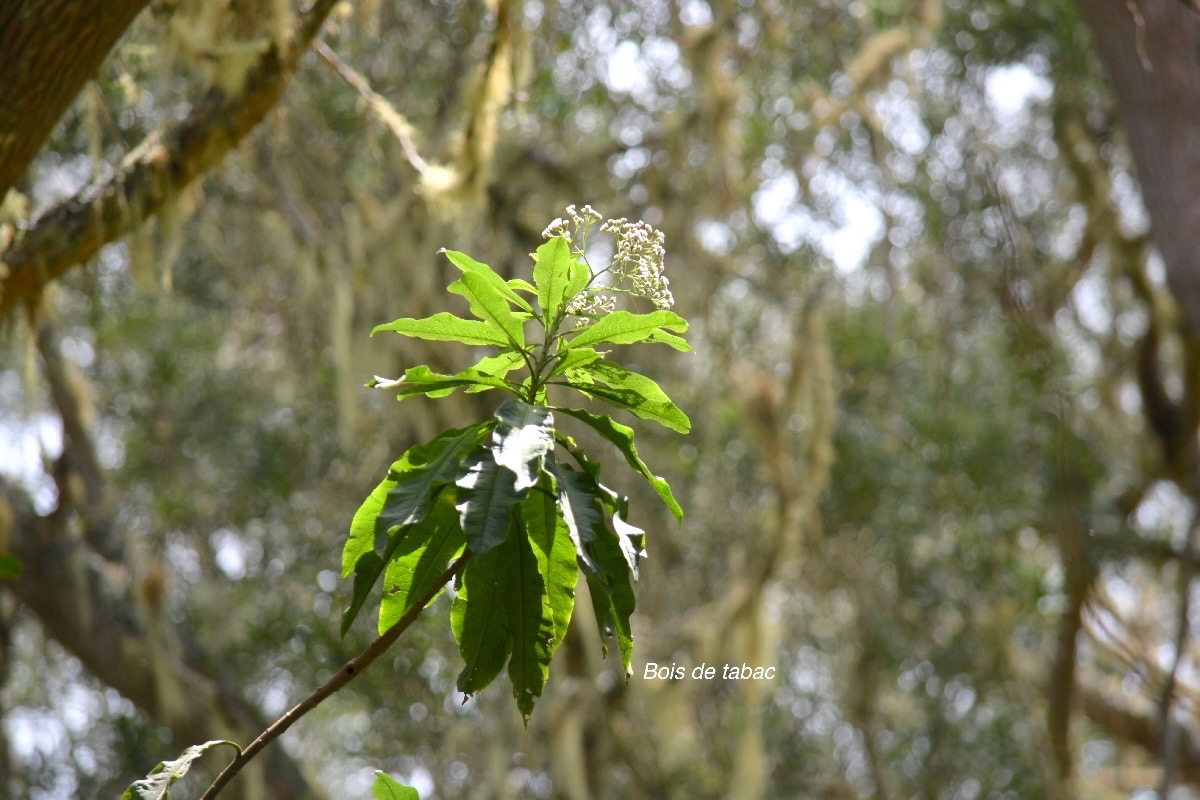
[{"x1": 543, "y1": 205, "x2": 674, "y2": 322}]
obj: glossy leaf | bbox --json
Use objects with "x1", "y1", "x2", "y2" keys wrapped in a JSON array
[
  {"x1": 565, "y1": 310, "x2": 688, "y2": 350},
  {"x1": 441, "y1": 248, "x2": 534, "y2": 313},
  {"x1": 563, "y1": 360, "x2": 690, "y2": 433},
  {"x1": 585, "y1": 520, "x2": 638, "y2": 676},
  {"x1": 343, "y1": 474, "x2": 400, "y2": 579},
  {"x1": 376, "y1": 424, "x2": 488, "y2": 534},
  {"x1": 522, "y1": 486, "x2": 579, "y2": 664},
  {"x1": 553, "y1": 406, "x2": 683, "y2": 520},
  {"x1": 548, "y1": 347, "x2": 603, "y2": 378},
  {"x1": 492, "y1": 398, "x2": 555, "y2": 491},
  {"x1": 372, "y1": 365, "x2": 516, "y2": 400},
  {"x1": 452, "y1": 527, "x2": 517, "y2": 695},
  {"x1": 378, "y1": 499, "x2": 465, "y2": 633},
  {"x1": 456, "y1": 448, "x2": 522, "y2": 555},
  {"x1": 449, "y1": 271, "x2": 527, "y2": 348},
  {"x1": 119, "y1": 740, "x2": 240, "y2": 800},
  {"x1": 371, "y1": 312, "x2": 509, "y2": 347},
  {"x1": 372, "y1": 771, "x2": 420, "y2": 800},
  {"x1": 505, "y1": 510, "x2": 554, "y2": 722},
  {"x1": 546, "y1": 457, "x2": 605, "y2": 578},
  {"x1": 533, "y1": 236, "x2": 572, "y2": 319}
]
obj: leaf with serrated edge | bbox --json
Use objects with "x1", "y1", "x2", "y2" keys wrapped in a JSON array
[
  {"x1": 119, "y1": 740, "x2": 240, "y2": 800},
  {"x1": 456, "y1": 448, "x2": 523, "y2": 555},
  {"x1": 565, "y1": 310, "x2": 688, "y2": 350},
  {"x1": 372, "y1": 771, "x2": 421, "y2": 800},
  {"x1": 378, "y1": 499, "x2": 465, "y2": 633},
  {"x1": 452, "y1": 528, "x2": 517, "y2": 694},
  {"x1": 553, "y1": 406, "x2": 683, "y2": 520},
  {"x1": 492, "y1": 398, "x2": 555, "y2": 491},
  {"x1": 372, "y1": 312, "x2": 509, "y2": 347},
  {"x1": 533, "y1": 236, "x2": 572, "y2": 321},
  {"x1": 441, "y1": 249, "x2": 534, "y2": 313}
]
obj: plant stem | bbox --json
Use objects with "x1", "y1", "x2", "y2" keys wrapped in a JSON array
[{"x1": 198, "y1": 551, "x2": 472, "y2": 800}]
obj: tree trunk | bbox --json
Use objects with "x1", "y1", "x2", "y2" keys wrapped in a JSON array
[{"x1": 0, "y1": 0, "x2": 151, "y2": 200}]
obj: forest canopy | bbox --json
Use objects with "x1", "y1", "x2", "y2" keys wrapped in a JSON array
[{"x1": 4, "y1": 0, "x2": 1200, "y2": 798}]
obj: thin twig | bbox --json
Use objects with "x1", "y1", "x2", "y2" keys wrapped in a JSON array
[
  {"x1": 313, "y1": 39, "x2": 430, "y2": 174},
  {"x1": 198, "y1": 551, "x2": 471, "y2": 800}
]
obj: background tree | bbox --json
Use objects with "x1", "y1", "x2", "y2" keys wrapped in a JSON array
[{"x1": 5, "y1": 1, "x2": 1200, "y2": 798}]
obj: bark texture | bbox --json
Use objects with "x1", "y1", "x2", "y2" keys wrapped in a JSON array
[
  {"x1": 0, "y1": 0, "x2": 339, "y2": 317},
  {"x1": 1076, "y1": 0, "x2": 1200, "y2": 334},
  {"x1": 0, "y1": 0, "x2": 152, "y2": 200}
]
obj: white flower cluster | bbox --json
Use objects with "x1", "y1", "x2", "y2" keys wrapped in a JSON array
[
  {"x1": 602, "y1": 217, "x2": 674, "y2": 310},
  {"x1": 542, "y1": 205, "x2": 675, "y2": 321}
]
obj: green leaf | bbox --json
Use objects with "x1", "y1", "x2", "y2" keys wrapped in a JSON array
[
  {"x1": 553, "y1": 407, "x2": 683, "y2": 520},
  {"x1": 120, "y1": 740, "x2": 240, "y2": 800},
  {"x1": 0, "y1": 553, "x2": 21, "y2": 580},
  {"x1": 546, "y1": 457, "x2": 604, "y2": 578},
  {"x1": 492, "y1": 398, "x2": 555, "y2": 491},
  {"x1": 449, "y1": 271, "x2": 527, "y2": 349},
  {"x1": 533, "y1": 236, "x2": 572, "y2": 320},
  {"x1": 522, "y1": 486, "x2": 579, "y2": 666},
  {"x1": 507, "y1": 278, "x2": 538, "y2": 296},
  {"x1": 441, "y1": 249, "x2": 534, "y2": 313},
  {"x1": 643, "y1": 328, "x2": 693, "y2": 352},
  {"x1": 372, "y1": 365, "x2": 516, "y2": 400},
  {"x1": 372, "y1": 771, "x2": 421, "y2": 800},
  {"x1": 563, "y1": 253, "x2": 592, "y2": 307},
  {"x1": 565, "y1": 310, "x2": 688, "y2": 350},
  {"x1": 378, "y1": 499, "x2": 466, "y2": 633},
  {"x1": 456, "y1": 447, "x2": 522, "y2": 555},
  {"x1": 505, "y1": 508, "x2": 554, "y2": 722},
  {"x1": 371, "y1": 312, "x2": 509, "y2": 347},
  {"x1": 586, "y1": 564, "x2": 636, "y2": 677},
  {"x1": 452, "y1": 527, "x2": 518, "y2": 695},
  {"x1": 560, "y1": 361, "x2": 690, "y2": 433},
  {"x1": 468, "y1": 350, "x2": 527, "y2": 392},
  {"x1": 376, "y1": 424, "x2": 489, "y2": 534},
  {"x1": 548, "y1": 347, "x2": 603, "y2": 378},
  {"x1": 342, "y1": 424, "x2": 486, "y2": 579}
]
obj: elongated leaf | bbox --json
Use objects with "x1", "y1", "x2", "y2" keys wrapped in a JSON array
[
  {"x1": 566, "y1": 360, "x2": 690, "y2": 433},
  {"x1": 565, "y1": 310, "x2": 688, "y2": 350},
  {"x1": 563, "y1": 253, "x2": 592, "y2": 307},
  {"x1": 449, "y1": 271, "x2": 527, "y2": 348},
  {"x1": 548, "y1": 347, "x2": 603, "y2": 378},
  {"x1": 643, "y1": 328, "x2": 693, "y2": 352},
  {"x1": 441, "y1": 249, "x2": 534, "y2": 313},
  {"x1": 492, "y1": 398, "x2": 555, "y2": 491},
  {"x1": 586, "y1": 565, "x2": 635, "y2": 677},
  {"x1": 378, "y1": 499, "x2": 466, "y2": 633},
  {"x1": 372, "y1": 365, "x2": 516, "y2": 400},
  {"x1": 456, "y1": 448, "x2": 522, "y2": 555},
  {"x1": 120, "y1": 740, "x2": 240, "y2": 800},
  {"x1": 546, "y1": 457, "x2": 604, "y2": 578},
  {"x1": 344, "y1": 474, "x2": 399, "y2": 578},
  {"x1": 372, "y1": 312, "x2": 509, "y2": 347},
  {"x1": 468, "y1": 350, "x2": 527, "y2": 392},
  {"x1": 611, "y1": 513, "x2": 646, "y2": 581},
  {"x1": 552, "y1": 407, "x2": 682, "y2": 520},
  {"x1": 452, "y1": 527, "x2": 518, "y2": 694},
  {"x1": 507, "y1": 278, "x2": 538, "y2": 296},
  {"x1": 376, "y1": 424, "x2": 488, "y2": 534},
  {"x1": 505, "y1": 509, "x2": 554, "y2": 722},
  {"x1": 522, "y1": 487, "x2": 579, "y2": 663},
  {"x1": 342, "y1": 424, "x2": 486, "y2": 578},
  {"x1": 533, "y1": 236, "x2": 572, "y2": 320},
  {"x1": 372, "y1": 771, "x2": 420, "y2": 800}
]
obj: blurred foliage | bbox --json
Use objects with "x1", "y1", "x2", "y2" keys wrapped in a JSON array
[{"x1": 0, "y1": 0, "x2": 1194, "y2": 798}]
